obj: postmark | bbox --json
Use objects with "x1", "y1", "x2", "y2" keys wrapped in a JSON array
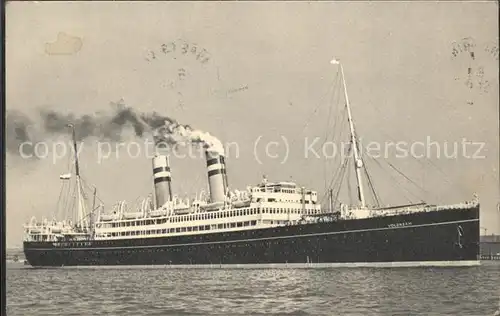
[
  {"x1": 227, "y1": 85, "x2": 249, "y2": 96},
  {"x1": 144, "y1": 39, "x2": 248, "y2": 106},
  {"x1": 145, "y1": 39, "x2": 212, "y2": 64},
  {"x1": 143, "y1": 39, "x2": 219, "y2": 110},
  {"x1": 451, "y1": 37, "x2": 498, "y2": 104}
]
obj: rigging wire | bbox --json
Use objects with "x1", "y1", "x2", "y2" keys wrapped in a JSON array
[
  {"x1": 365, "y1": 154, "x2": 418, "y2": 204},
  {"x1": 322, "y1": 71, "x2": 343, "y2": 144},
  {"x1": 346, "y1": 156, "x2": 354, "y2": 205},
  {"x1": 289, "y1": 72, "x2": 341, "y2": 153},
  {"x1": 319, "y1": 68, "x2": 424, "y2": 208},
  {"x1": 60, "y1": 176, "x2": 73, "y2": 220},
  {"x1": 54, "y1": 152, "x2": 73, "y2": 220},
  {"x1": 322, "y1": 113, "x2": 348, "y2": 195},
  {"x1": 343, "y1": 103, "x2": 433, "y2": 205},
  {"x1": 320, "y1": 144, "x2": 352, "y2": 208},
  {"x1": 368, "y1": 104, "x2": 469, "y2": 199},
  {"x1": 321, "y1": 72, "x2": 342, "y2": 192},
  {"x1": 386, "y1": 162, "x2": 430, "y2": 201},
  {"x1": 67, "y1": 184, "x2": 76, "y2": 222},
  {"x1": 322, "y1": 108, "x2": 351, "y2": 207},
  {"x1": 320, "y1": 75, "x2": 348, "y2": 197},
  {"x1": 332, "y1": 152, "x2": 351, "y2": 210},
  {"x1": 320, "y1": 142, "x2": 349, "y2": 205},
  {"x1": 321, "y1": 82, "x2": 344, "y2": 191},
  {"x1": 79, "y1": 176, "x2": 106, "y2": 206},
  {"x1": 55, "y1": 181, "x2": 66, "y2": 220},
  {"x1": 363, "y1": 162, "x2": 382, "y2": 207}
]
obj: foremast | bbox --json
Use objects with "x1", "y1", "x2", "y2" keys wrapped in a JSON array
[
  {"x1": 68, "y1": 123, "x2": 89, "y2": 231},
  {"x1": 331, "y1": 59, "x2": 366, "y2": 208}
]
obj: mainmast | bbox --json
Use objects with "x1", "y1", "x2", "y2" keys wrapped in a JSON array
[
  {"x1": 68, "y1": 123, "x2": 89, "y2": 230},
  {"x1": 331, "y1": 59, "x2": 366, "y2": 208}
]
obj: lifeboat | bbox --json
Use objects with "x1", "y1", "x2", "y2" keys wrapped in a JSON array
[
  {"x1": 173, "y1": 208, "x2": 190, "y2": 215},
  {"x1": 232, "y1": 199, "x2": 251, "y2": 208},
  {"x1": 122, "y1": 212, "x2": 142, "y2": 219},
  {"x1": 149, "y1": 209, "x2": 168, "y2": 217},
  {"x1": 100, "y1": 214, "x2": 121, "y2": 221},
  {"x1": 200, "y1": 201, "x2": 225, "y2": 211}
]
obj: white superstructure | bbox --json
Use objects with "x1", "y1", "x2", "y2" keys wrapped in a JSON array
[
  {"x1": 23, "y1": 175, "x2": 321, "y2": 242},
  {"x1": 92, "y1": 178, "x2": 321, "y2": 240}
]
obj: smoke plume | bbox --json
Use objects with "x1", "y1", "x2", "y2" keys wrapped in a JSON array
[
  {"x1": 6, "y1": 101, "x2": 225, "y2": 157},
  {"x1": 5, "y1": 110, "x2": 38, "y2": 158}
]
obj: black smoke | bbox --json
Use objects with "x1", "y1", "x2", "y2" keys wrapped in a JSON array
[
  {"x1": 6, "y1": 102, "x2": 184, "y2": 157},
  {"x1": 39, "y1": 102, "x2": 178, "y2": 142},
  {"x1": 5, "y1": 110, "x2": 37, "y2": 157}
]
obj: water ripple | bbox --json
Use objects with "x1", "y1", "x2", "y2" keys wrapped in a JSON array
[{"x1": 7, "y1": 263, "x2": 500, "y2": 316}]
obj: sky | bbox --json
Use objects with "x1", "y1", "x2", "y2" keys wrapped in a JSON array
[{"x1": 5, "y1": 1, "x2": 499, "y2": 247}]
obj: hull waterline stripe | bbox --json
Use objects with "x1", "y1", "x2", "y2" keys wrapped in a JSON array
[
  {"x1": 26, "y1": 218, "x2": 479, "y2": 251},
  {"x1": 33, "y1": 260, "x2": 481, "y2": 269}
]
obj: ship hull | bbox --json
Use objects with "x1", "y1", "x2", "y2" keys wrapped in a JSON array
[{"x1": 24, "y1": 206, "x2": 480, "y2": 267}]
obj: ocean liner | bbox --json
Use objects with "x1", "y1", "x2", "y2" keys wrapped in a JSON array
[{"x1": 23, "y1": 59, "x2": 480, "y2": 267}]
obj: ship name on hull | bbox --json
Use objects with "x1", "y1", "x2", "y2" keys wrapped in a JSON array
[{"x1": 388, "y1": 222, "x2": 413, "y2": 228}]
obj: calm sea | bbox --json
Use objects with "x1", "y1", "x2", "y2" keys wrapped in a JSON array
[{"x1": 6, "y1": 262, "x2": 500, "y2": 316}]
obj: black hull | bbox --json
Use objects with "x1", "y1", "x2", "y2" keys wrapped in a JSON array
[{"x1": 24, "y1": 206, "x2": 480, "y2": 267}]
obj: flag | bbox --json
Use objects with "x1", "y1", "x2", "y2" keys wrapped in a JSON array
[
  {"x1": 59, "y1": 173, "x2": 71, "y2": 180},
  {"x1": 330, "y1": 59, "x2": 340, "y2": 65}
]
